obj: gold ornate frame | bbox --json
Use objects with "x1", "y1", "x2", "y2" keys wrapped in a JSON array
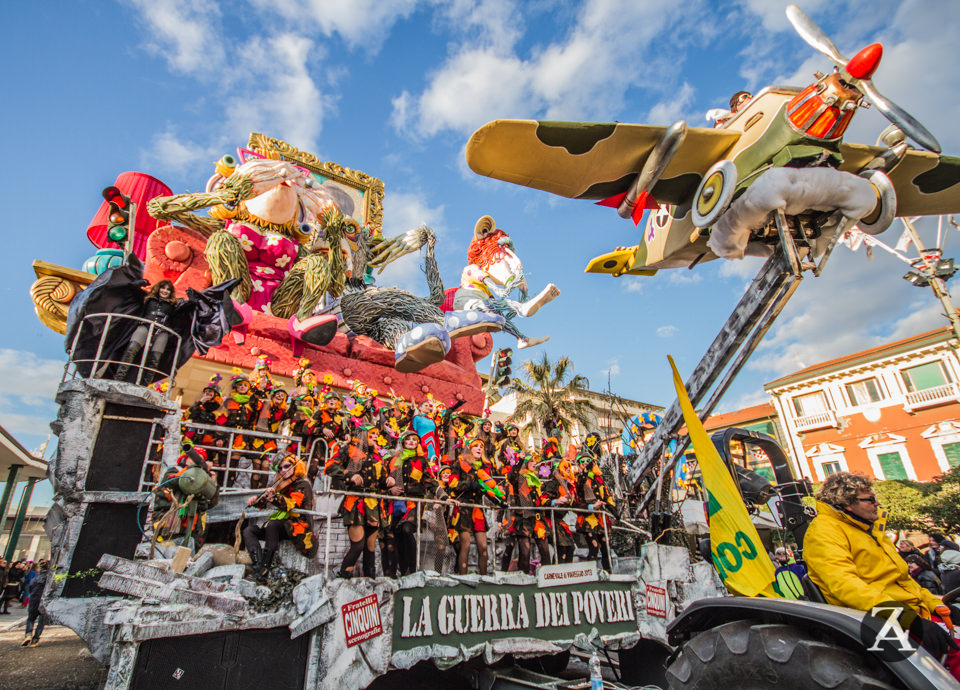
[{"x1": 248, "y1": 133, "x2": 385, "y2": 228}]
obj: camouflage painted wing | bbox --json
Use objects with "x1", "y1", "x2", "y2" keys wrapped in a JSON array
[
  {"x1": 839, "y1": 144, "x2": 960, "y2": 217},
  {"x1": 466, "y1": 120, "x2": 741, "y2": 205}
]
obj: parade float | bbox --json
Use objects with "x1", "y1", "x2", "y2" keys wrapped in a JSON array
[{"x1": 29, "y1": 4, "x2": 960, "y2": 689}]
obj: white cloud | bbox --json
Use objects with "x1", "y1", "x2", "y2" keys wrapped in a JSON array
[
  {"x1": 621, "y1": 277, "x2": 646, "y2": 293},
  {"x1": 223, "y1": 33, "x2": 330, "y2": 155},
  {"x1": 667, "y1": 270, "x2": 703, "y2": 286},
  {"x1": 249, "y1": 0, "x2": 419, "y2": 51},
  {"x1": 646, "y1": 82, "x2": 697, "y2": 126},
  {"x1": 716, "y1": 387, "x2": 772, "y2": 414},
  {"x1": 0, "y1": 349, "x2": 62, "y2": 442},
  {"x1": 601, "y1": 357, "x2": 621, "y2": 378},
  {"x1": 657, "y1": 325, "x2": 678, "y2": 338},
  {"x1": 127, "y1": 5, "x2": 333, "y2": 172},
  {"x1": 395, "y1": 0, "x2": 710, "y2": 138},
  {"x1": 126, "y1": 0, "x2": 225, "y2": 76},
  {"x1": 374, "y1": 191, "x2": 448, "y2": 293},
  {"x1": 141, "y1": 128, "x2": 222, "y2": 176},
  {"x1": 718, "y1": 255, "x2": 765, "y2": 280}
]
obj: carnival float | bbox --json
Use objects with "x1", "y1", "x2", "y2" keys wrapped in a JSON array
[{"x1": 29, "y1": 4, "x2": 960, "y2": 689}]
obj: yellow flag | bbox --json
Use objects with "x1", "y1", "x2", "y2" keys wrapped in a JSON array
[{"x1": 669, "y1": 356, "x2": 780, "y2": 598}]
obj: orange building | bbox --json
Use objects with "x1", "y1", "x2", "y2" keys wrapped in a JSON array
[{"x1": 764, "y1": 324, "x2": 960, "y2": 483}]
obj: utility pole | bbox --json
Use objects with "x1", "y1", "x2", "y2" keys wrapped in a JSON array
[{"x1": 901, "y1": 216, "x2": 960, "y2": 344}]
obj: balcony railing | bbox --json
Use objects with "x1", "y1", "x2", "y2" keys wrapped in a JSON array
[
  {"x1": 904, "y1": 382, "x2": 960, "y2": 412},
  {"x1": 64, "y1": 312, "x2": 182, "y2": 394},
  {"x1": 793, "y1": 410, "x2": 838, "y2": 432},
  {"x1": 138, "y1": 421, "x2": 329, "y2": 494}
]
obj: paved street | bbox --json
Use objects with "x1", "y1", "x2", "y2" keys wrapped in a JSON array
[{"x1": 0, "y1": 609, "x2": 107, "y2": 690}]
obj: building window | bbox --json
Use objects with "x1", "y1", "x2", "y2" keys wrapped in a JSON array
[
  {"x1": 877, "y1": 451, "x2": 908, "y2": 480},
  {"x1": 943, "y1": 442, "x2": 960, "y2": 468},
  {"x1": 822, "y1": 461, "x2": 841, "y2": 476},
  {"x1": 792, "y1": 391, "x2": 829, "y2": 417},
  {"x1": 845, "y1": 377, "x2": 884, "y2": 406},
  {"x1": 901, "y1": 360, "x2": 953, "y2": 393}
]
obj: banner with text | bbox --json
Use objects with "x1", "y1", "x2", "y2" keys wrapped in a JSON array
[{"x1": 392, "y1": 581, "x2": 637, "y2": 652}]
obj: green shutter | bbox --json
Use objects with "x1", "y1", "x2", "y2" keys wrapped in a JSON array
[
  {"x1": 943, "y1": 442, "x2": 960, "y2": 468},
  {"x1": 877, "y1": 451, "x2": 908, "y2": 479}
]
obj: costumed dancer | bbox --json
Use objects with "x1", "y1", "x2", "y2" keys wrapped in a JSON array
[
  {"x1": 250, "y1": 354, "x2": 275, "y2": 401},
  {"x1": 224, "y1": 371, "x2": 259, "y2": 487},
  {"x1": 476, "y1": 419, "x2": 497, "y2": 461},
  {"x1": 326, "y1": 428, "x2": 387, "y2": 578},
  {"x1": 253, "y1": 388, "x2": 289, "y2": 489},
  {"x1": 114, "y1": 279, "x2": 180, "y2": 381},
  {"x1": 182, "y1": 376, "x2": 227, "y2": 483},
  {"x1": 153, "y1": 444, "x2": 220, "y2": 551},
  {"x1": 575, "y1": 454, "x2": 615, "y2": 570},
  {"x1": 496, "y1": 439, "x2": 523, "y2": 571},
  {"x1": 505, "y1": 453, "x2": 552, "y2": 573},
  {"x1": 449, "y1": 439, "x2": 501, "y2": 575},
  {"x1": 543, "y1": 456, "x2": 577, "y2": 563},
  {"x1": 243, "y1": 454, "x2": 317, "y2": 581},
  {"x1": 411, "y1": 399, "x2": 441, "y2": 473},
  {"x1": 363, "y1": 425, "x2": 398, "y2": 578},
  {"x1": 496, "y1": 423, "x2": 523, "y2": 473},
  {"x1": 388, "y1": 430, "x2": 447, "y2": 576}
]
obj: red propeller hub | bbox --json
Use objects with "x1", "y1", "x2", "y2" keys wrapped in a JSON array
[{"x1": 846, "y1": 43, "x2": 883, "y2": 79}]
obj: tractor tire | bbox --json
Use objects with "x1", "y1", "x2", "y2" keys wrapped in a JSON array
[{"x1": 666, "y1": 620, "x2": 902, "y2": 690}]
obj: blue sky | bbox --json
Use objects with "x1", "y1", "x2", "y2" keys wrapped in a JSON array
[{"x1": 3, "y1": 0, "x2": 960, "y2": 506}]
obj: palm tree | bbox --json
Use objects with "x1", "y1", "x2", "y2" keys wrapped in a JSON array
[{"x1": 509, "y1": 353, "x2": 598, "y2": 444}]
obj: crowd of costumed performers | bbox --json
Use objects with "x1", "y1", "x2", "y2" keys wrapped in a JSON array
[{"x1": 167, "y1": 356, "x2": 617, "y2": 580}]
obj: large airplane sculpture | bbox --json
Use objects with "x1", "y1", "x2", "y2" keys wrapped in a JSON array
[
  {"x1": 465, "y1": 4, "x2": 960, "y2": 508},
  {"x1": 466, "y1": 5, "x2": 960, "y2": 279}
]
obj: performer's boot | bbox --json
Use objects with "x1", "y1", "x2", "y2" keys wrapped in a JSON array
[
  {"x1": 20, "y1": 635, "x2": 31, "y2": 647},
  {"x1": 258, "y1": 548, "x2": 275, "y2": 583},
  {"x1": 113, "y1": 342, "x2": 143, "y2": 381},
  {"x1": 247, "y1": 542, "x2": 263, "y2": 580},
  {"x1": 144, "y1": 350, "x2": 162, "y2": 379}
]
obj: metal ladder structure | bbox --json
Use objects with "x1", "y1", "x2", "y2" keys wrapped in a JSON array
[{"x1": 626, "y1": 211, "x2": 848, "y2": 516}]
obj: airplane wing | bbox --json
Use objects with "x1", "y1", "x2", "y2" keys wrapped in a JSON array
[
  {"x1": 840, "y1": 144, "x2": 960, "y2": 217},
  {"x1": 466, "y1": 120, "x2": 741, "y2": 205}
]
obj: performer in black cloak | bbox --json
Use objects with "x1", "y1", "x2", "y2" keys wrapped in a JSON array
[{"x1": 65, "y1": 254, "x2": 241, "y2": 384}]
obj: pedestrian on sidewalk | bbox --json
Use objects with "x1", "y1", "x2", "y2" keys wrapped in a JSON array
[
  {"x1": 0, "y1": 558, "x2": 15, "y2": 613},
  {"x1": 22, "y1": 561, "x2": 48, "y2": 648}
]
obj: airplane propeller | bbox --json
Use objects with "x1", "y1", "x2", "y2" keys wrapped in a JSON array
[{"x1": 786, "y1": 4, "x2": 941, "y2": 153}]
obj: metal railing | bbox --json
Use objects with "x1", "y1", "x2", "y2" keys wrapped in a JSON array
[
  {"x1": 793, "y1": 410, "x2": 838, "y2": 432},
  {"x1": 308, "y1": 489, "x2": 619, "y2": 577},
  {"x1": 139, "y1": 422, "x2": 325, "y2": 493},
  {"x1": 64, "y1": 312, "x2": 182, "y2": 394},
  {"x1": 904, "y1": 382, "x2": 960, "y2": 411}
]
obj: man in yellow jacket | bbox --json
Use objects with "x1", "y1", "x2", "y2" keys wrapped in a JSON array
[{"x1": 805, "y1": 471, "x2": 959, "y2": 663}]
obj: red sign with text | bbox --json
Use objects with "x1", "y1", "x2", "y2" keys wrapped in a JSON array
[
  {"x1": 343, "y1": 593, "x2": 383, "y2": 647},
  {"x1": 646, "y1": 584, "x2": 667, "y2": 618}
]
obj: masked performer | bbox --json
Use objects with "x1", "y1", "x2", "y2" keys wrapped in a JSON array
[
  {"x1": 543, "y1": 457, "x2": 577, "y2": 563},
  {"x1": 576, "y1": 454, "x2": 615, "y2": 570},
  {"x1": 327, "y1": 428, "x2": 387, "y2": 578},
  {"x1": 504, "y1": 453, "x2": 552, "y2": 573},
  {"x1": 153, "y1": 445, "x2": 219, "y2": 551},
  {"x1": 388, "y1": 431, "x2": 446, "y2": 576},
  {"x1": 243, "y1": 454, "x2": 316, "y2": 581},
  {"x1": 65, "y1": 254, "x2": 239, "y2": 384},
  {"x1": 449, "y1": 439, "x2": 502, "y2": 575}
]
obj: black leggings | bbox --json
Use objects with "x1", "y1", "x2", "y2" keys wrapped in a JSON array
[
  {"x1": 397, "y1": 522, "x2": 417, "y2": 575},
  {"x1": 243, "y1": 520, "x2": 285, "y2": 552}
]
